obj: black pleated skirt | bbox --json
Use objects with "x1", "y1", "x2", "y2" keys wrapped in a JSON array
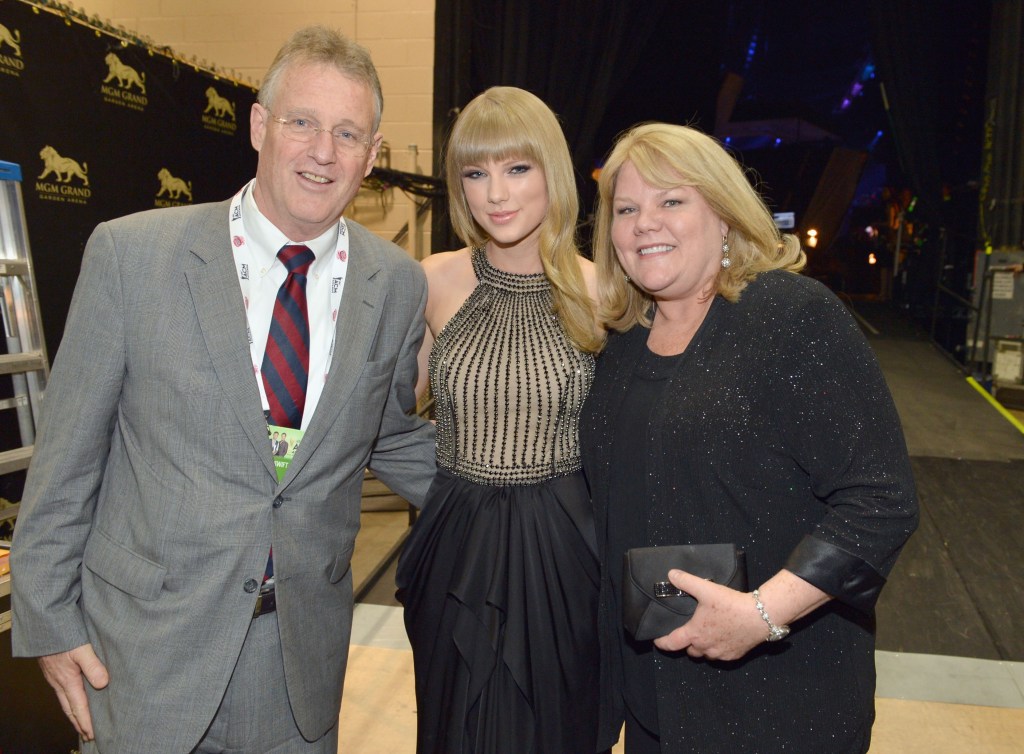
[{"x1": 396, "y1": 468, "x2": 601, "y2": 754}]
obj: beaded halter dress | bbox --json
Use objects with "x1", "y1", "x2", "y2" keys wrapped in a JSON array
[
  {"x1": 397, "y1": 247, "x2": 601, "y2": 754},
  {"x1": 430, "y1": 247, "x2": 595, "y2": 484}
]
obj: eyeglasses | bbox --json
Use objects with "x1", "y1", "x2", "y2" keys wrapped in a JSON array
[{"x1": 269, "y1": 111, "x2": 373, "y2": 153}]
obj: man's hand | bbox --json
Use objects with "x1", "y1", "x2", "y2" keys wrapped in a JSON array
[{"x1": 38, "y1": 644, "x2": 109, "y2": 741}]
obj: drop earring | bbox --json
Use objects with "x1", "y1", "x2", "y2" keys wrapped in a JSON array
[{"x1": 721, "y1": 235, "x2": 731, "y2": 269}]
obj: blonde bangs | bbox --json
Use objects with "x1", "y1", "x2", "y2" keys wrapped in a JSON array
[
  {"x1": 446, "y1": 100, "x2": 542, "y2": 173},
  {"x1": 449, "y1": 125, "x2": 541, "y2": 172}
]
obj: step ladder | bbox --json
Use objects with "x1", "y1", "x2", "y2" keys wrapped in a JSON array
[{"x1": 0, "y1": 160, "x2": 50, "y2": 631}]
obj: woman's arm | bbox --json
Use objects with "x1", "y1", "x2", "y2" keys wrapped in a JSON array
[
  {"x1": 415, "y1": 248, "x2": 477, "y2": 400},
  {"x1": 655, "y1": 279, "x2": 917, "y2": 660},
  {"x1": 776, "y1": 283, "x2": 918, "y2": 609}
]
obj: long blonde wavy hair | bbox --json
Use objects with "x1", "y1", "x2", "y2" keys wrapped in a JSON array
[
  {"x1": 592, "y1": 122, "x2": 806, "y2": 332},
  {"x1": 445, "y1": 86, "x2": 601, "y2": 353}
]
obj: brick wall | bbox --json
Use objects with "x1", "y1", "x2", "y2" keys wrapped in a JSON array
[{"x1": 72, "y1": 0, "x2": 434, "y2": 255}]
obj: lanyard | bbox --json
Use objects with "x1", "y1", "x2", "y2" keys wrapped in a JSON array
[{"x1": 228, "y1": 181, "x2": 349, "y2": 414}]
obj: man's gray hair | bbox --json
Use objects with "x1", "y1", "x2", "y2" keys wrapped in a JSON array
[{"x1": 258, "y1": 25, "x2": 383, "y2": 131}]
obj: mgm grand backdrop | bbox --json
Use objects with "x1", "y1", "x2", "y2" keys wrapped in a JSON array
[
  {"x1": 0, "y1": 1, "x2": 257, "y2": 747},
  {"x1": 0, "y1": 0, "x2": 257, "y2": 491},
  {"x1": 0, "y1": 0, "x2": 258, "y2": 358}
]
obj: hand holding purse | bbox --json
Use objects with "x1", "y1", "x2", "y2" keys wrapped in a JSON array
[{"x1": 622, "y1": 543, "x2": 748, "y2": 641}]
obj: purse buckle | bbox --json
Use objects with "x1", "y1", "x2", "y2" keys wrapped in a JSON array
[{"x1": 653, "y1": 581, "x2": 687, "y2": 598}]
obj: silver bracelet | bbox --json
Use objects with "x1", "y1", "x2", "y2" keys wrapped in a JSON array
[{"x1": 752, "y1": 589, "x2": 791, "y2": 642}]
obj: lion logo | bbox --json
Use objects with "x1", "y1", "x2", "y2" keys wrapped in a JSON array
[
  {"x1": 0, "y1": 23, "x2": 20, "y2": 57},
  {"x1": 38, "y1": 146, "x2": 89, "y2": 186},
  {"x1": 204, "y1": 86, "x2": 235, "y2": 120},
  {"x1": 103, "y1": 52, "x2": 146, "y2": 93},
  {"x1": 156, "y1": 168, "x2": 193, "y2": 201}
]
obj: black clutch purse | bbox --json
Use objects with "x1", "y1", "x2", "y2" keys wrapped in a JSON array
[{"x1": 622, "y1": 544, "x2": 748, "y2": 641}]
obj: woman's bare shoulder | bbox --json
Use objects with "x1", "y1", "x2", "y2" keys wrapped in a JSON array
[
  {"x1": 422, "y1": 248, "x2": 479, "y2": 329},
  {"x1": 421, "y1": 247, "x2": 475, "y2": 287}
]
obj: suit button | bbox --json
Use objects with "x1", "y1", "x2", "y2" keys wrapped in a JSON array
[
  {"x1": 273, "y1": 496, "x2": 284, "y2": 509},
  {"x1": 243, "y1": 578, "x2": 259, "y2": 593}
]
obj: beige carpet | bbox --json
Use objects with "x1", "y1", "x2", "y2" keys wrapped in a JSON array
[{"x1": 338, "y1": 644, "x2": 1024, "y2": 754}]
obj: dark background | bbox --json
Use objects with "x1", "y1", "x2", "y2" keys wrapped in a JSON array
[
  {"x1": 1, "y1": 0, "x2": 997, "y2": 405},
  {"x1": 433, "y1": 0, "x2": 992, "y2": 343}
]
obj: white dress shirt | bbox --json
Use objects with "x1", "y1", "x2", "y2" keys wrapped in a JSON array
[{"x1": 241, "y1": 186, "x2": 341, "y2": 431}]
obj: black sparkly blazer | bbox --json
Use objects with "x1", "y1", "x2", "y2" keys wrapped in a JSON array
[{"x1": 580, "y1": 269, "x2": 919, "y2": 753}]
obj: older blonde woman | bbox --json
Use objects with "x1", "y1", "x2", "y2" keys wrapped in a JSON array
[
  {"x1": 396, "y1": 87, "x2": 603, "y2": 754},
  {"x1": 580, "y1": 123, "x2": 918, "y2": 753}
]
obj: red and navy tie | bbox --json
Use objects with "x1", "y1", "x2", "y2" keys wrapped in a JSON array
[
  {"x1": 260, "y1": 244, "x2": 314, "y2": 586},
  {"x1": 261, "y1": 244, "x2": 315, "y2": 429}
]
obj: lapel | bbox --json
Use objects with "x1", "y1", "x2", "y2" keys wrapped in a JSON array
[
  {"x1": 184, "y1": 203, "x2": 278, "y2": 479},
  {"x1": 279, "y1": 228, "x2": 386, "y2": 486}
]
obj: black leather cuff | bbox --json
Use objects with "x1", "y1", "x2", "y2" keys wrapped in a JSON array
[{"x1": 784, "y1": 535, "x2": 886, "y2": 613}]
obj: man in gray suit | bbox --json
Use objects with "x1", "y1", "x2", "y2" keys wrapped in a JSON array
[{"x1": 11, "y1": 26, "x2": 435, "y2": 753}]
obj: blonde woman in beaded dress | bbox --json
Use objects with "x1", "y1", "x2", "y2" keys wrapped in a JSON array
[{"x1": 396, "y1": 87, "x2": 604, "y2": 754}]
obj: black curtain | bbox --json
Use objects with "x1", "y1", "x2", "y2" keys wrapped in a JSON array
[
  {"x1": 868, "y1": 0, "x2": 990, "y2": 311},
  {"x1": 978, "y1": 0, "x2": 1024, "y2": 251},
  {"x1": 869, "y1": 0, "x2": 950, "y2": 231}
]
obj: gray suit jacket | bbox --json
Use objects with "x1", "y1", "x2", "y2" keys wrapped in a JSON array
[{"x1": 11, "y1": 200, "x2": 436, "y2": 752}]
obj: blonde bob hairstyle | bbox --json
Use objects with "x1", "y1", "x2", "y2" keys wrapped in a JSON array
[
  {"x1": 592, "y1": 122, "x2": 806, "y2": 332},
  {"x1": 444, "y1": 86, "x2": 601, "y2": 354}
]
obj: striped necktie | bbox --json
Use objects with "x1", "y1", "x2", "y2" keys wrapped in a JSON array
[
  {"x1": 261, "y1": 244, "x2": 316, "y2": 429},
  {"x1": 260, "y1": 244, "x2": 314, "y2": 587}
]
